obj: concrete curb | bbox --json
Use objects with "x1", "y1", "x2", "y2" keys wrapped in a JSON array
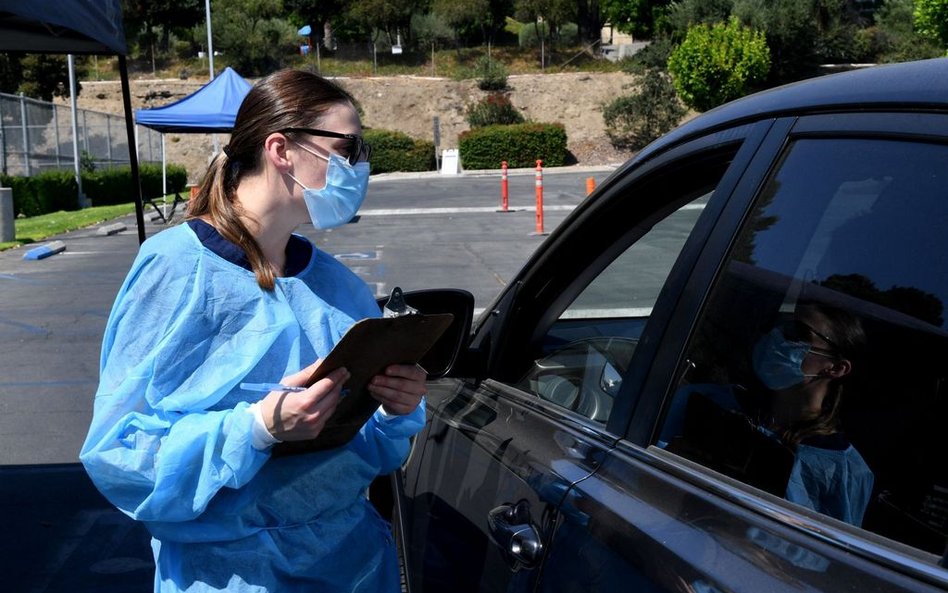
[
  {"x1": 97, "y1": 222, "x2": 127, "y2": 236},
  {"x1": 23, "y1": 240, "x2": 66, "y2": 260}
]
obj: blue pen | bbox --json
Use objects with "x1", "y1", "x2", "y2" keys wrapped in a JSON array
[{"x1": 240, "y1": 382, "x2": 307, "y2": 393}]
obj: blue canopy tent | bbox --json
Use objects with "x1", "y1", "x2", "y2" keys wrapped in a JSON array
[
  {"x1": 135, "y1": 67, "x2": 251, "y2": 221},
  {"x1": 135, "y1": 67, "x2": 251, "y2": 133},
  {"x1": 0, "y1": 0, "x2": 150, "y2": 242}
]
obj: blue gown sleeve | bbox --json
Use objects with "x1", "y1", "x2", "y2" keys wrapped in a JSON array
[
  {"x1": 80, "y1": 249, "x2": 270, "y2": 523},
  {"x1": 363, "y1": 398, "x2": 427, "y2": 475}
]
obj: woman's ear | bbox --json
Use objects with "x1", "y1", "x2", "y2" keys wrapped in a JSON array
[
  {"x1": 262, "y1": 133, "x2": 292, "y2": 173},
  {"x1": 827, "y1": 358, "x2": 852, "y2": 379}
]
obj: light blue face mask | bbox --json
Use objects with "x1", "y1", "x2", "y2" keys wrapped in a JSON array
[
  {"x1": 288, "y1": 144, "x2": 370, "y2": 230},
  {"x1": 752, "y1": 328, "x2": 822, "y2": 391}
]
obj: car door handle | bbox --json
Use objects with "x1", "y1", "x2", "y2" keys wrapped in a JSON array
[{"x1": 487, "y1": 502, "x2": 544, "y2": 568}]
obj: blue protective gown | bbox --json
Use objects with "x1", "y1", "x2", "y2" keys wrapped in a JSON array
[
  {"x1": 659, "y1": 383, "x2": 873, "y2": 526},
  {"x1": 80, "y1": 221, "x2": 425, "y2": 593}
]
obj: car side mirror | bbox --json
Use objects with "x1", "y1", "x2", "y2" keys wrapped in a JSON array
[{"x1": 376, "y1": 288, "x2": 474, "y2": 378}]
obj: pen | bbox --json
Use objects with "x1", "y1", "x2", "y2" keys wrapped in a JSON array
[{"x1": 240, "y1": 382, "x2": 307, "y2": 393}]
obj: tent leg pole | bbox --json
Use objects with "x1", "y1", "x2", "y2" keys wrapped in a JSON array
[{"x1": 119, "y1": 55, "x2": 147, "y2": 244}]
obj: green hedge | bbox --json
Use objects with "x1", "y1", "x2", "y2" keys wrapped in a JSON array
[
  {"x1": 1, "y1": 170, "x2": 77, "y2": 217},
  {"x1": 1, "y1": 163, "x2": 187, "y2": 216},
  {"x1": 84, "y1": 164, "x2": 187, "y2": 206},
  {"x1": 458, "y1": 123, "x2": 567, "y2": 170},
  {"x1": 364, "y1": 129, "x2": 436, "y2": 174}
]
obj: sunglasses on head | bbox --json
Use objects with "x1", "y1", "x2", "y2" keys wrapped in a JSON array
[{"x1": 279, "y1": 127, "x2": 372, "y2": 166}]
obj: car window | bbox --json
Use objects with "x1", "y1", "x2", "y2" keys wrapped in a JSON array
[
  {"x1": 514, "y1": 183, "x2": 718, "y2": 426},
  {"x1": 658, "y1": 138, "x2": 948, "y2": 558}
]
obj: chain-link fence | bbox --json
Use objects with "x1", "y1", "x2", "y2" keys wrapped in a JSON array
[{"x1": 0, "y1": 92, "x2": 162, "y2": 177}]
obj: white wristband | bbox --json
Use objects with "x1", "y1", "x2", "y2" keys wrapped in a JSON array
[{"x1": 247, "y1": 402, "x2": 281, "y2": 450}]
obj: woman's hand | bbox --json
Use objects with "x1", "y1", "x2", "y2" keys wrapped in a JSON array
[
  {"x1": 368, "y1": 364, "x2": 427, "y2": 416},
  {"x1": 258, "y1": 360, "x2": 350, "y2": 442}
]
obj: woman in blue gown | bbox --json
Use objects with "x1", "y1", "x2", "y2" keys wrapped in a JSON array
[{"x1": 80, "y1": 69, "x2": 427, "y2": 592}]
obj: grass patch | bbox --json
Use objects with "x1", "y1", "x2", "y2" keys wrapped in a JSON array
[{"x1": 0, "y1": 202, "x2": 139, "y2": 252}]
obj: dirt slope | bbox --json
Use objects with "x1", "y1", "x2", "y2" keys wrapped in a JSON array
[{"x1": 66, "y1": 71, "x2": 640, "y2": 182}]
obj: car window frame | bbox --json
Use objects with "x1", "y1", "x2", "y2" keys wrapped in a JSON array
[
  {"x1": 634, "y1": 111, "x2": 948, "y2": 586},
  {"x1": 465, "y1": 120, "x2": 775, "y2": 440}
]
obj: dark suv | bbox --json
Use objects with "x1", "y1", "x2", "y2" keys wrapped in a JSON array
[{"x1": 394, "y1": 58, "x2": 948, "y2": 592}]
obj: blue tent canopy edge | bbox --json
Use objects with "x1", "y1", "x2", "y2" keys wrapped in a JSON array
[{"x1": 136, "y1": 67, "x2": 252, "y2": 133}]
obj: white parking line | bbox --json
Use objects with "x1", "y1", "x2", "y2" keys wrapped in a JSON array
[{"x1": 358, "y1": 205, "x2": 576, "y2": 216}]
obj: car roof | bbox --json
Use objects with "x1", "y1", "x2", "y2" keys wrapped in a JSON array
[{"x1": 633, "y1": 57, "x2": 948, "y2": 165}]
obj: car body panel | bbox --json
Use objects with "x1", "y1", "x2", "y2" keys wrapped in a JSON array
[{"x1": 398, "y1": 59, "x2": 948, "y2": 593}]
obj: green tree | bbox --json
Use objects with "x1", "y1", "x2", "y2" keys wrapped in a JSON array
[
  {"x1": 667, "y1": 17, "x2": 770, "y2": 111},
  {"x1": 432, "y1": 0, "x2": 491, "y2": 46},
  {"x1": 124, "y1": 0, "x2": 204, "y2": 59},
  {"x1": 601, "y1": 0, "x2": 671, "y2": 39},
  {"x1": 284, "y1": 0, "x2": 348, "y2": 48},
  {"x1": 213, "y1": 0, "x2": 296, "y2": 75},
  {"x1": 514, "y1": 0, "x2": 576, "y2": 44},
  {"x1": 914, "y1": 0, "x2": 948, "y2": 48},
  {"x1": 658, "y1": 0, "x2": 733, "y2": 41},
  {"x1": 732, "y1": 0, "x2": 820, "y2": 85},
  {"x1": 602, "y1": 68, "x2": 685, "y2": 150},
  {"x1": 17, "y1": 55, "x2": 80, "y2": 102},
  {"x1": 874, "y1": 0, "x2": 944, "y2": 62},
  {"x1": 347, "y1": 0, "x2": 426, "y2": 46}
]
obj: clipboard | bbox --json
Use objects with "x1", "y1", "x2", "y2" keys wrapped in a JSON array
[{"x1": 271, "y1": 312, "x2": 455, "y2": 456}]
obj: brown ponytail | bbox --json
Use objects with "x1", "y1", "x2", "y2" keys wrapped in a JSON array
[{"x1": 187, "y1": 69, "x2": 357, "y2": 290}]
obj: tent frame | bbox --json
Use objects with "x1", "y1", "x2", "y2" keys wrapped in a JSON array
[{"x1": 0, "y1": 5, "x2": 148, "y2": 243}]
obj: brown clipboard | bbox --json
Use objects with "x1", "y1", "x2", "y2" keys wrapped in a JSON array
[{"x1": 271, "y1": 312, "x2": 455, "y2": 455}]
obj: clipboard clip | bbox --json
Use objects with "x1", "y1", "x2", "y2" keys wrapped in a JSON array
[{"x1": 383, "y1": 286, "x2": 419, "y2": 318}]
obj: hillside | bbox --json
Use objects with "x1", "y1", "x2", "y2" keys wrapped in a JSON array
[{"x1": 64, "y1": 71, "x2": 642, "y2": 182}]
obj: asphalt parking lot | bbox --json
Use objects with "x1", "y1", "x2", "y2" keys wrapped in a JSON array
[{"x1": 0, "y1": 166, "x2": 617, "y2": 464}]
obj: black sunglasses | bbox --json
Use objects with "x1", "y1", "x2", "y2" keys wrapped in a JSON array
[
  {"x1": 779, "y1": 319, "x2": 840, "y2": 355},
  {"x1": 279, "y1": 127, "x2": 372, "y2": 166}
]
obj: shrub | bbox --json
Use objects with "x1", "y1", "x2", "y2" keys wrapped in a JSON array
[
  {"x1": 667, "y1": 17, "x2": 771, "y2": 112},
  {"x1": 466, "y1": 93, "x2": 525, "y2": 128},
  {"x1": 603, "y1": 69, "x2": 686, "y2": 151},
  {"x1": 2, "y1": 170, "x2": 78, "y2": 217},
  {"x1": 83, "y1": 163, "x2": 188, "y2": 206},
  {"x1": 459, "y1": 123, "x2": 567, "y2": 170},
  {"x1": 363, "y1": 129, "x2": 436, "y2": 174},
  {"x1": 618, "y1": 38, "x2": 675, "y2": 75},
  {"x1": 914, "y1": 0, "x2": 948, "y2": 48},
  {"x1": 474, "y1": 55, "x2": 509, "y2": 91}
]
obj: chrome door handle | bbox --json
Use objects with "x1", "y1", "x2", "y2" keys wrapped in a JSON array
[{"x1": 487, "y1": 501, "x2": 545, "y2": 568}]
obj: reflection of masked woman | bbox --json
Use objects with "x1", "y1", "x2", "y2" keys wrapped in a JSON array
[{"x1": 749, "y1": 302, "x2": 874, "y2": 526}]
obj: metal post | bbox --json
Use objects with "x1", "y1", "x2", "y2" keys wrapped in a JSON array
[
  {"x1": 106, "y1": 116, "x2": 113, "y2": 164},
  {"x1": 82, "y1": 110, "x2": 89, "y2": 153},
  {"x1": 53, "y1": 104, "x2": 61, "y2": 168},
  {"x1": 205, "y1": 0, "x2": 215, "y2": 81},
  {"x1": 19, "y1": 93, "x2": 30, "y2": 177},
  {"x1": 1, "y1": 99, "x2": 8, "y2": 175},
  {"x1": 68, "y1": 55, "x2": 86, "y2": 207},
  {"x1": 119, "y1": 56, "x2": 147, "y2": 244}
]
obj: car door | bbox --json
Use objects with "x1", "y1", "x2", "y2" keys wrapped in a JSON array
[
  {"x1": 394, "y1": 120, "x2": 776, "y2": 593},
  {"x1": 547, "y1": 112, "x2": 948, "y2": 592}
]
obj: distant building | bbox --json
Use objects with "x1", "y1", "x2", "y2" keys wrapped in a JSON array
[{"x1": 600, "y1": 25, "x2": 648, "y2": 62}]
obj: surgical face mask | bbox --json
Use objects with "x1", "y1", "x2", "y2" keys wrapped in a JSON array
[
  {"x1": 288, "y1": 144, "x2": 370, "y2": 230},
  {"x1": 752, "y1": 328, "x2": 823, "y2": 391}
]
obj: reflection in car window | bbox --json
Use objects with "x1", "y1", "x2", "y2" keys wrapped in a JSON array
[
  {"x1": 660, "y1": 139, "x2": 948, "y2": 558},
  {"x1": 518, "y1": 194, "x2": 711, "y2": 424}
]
